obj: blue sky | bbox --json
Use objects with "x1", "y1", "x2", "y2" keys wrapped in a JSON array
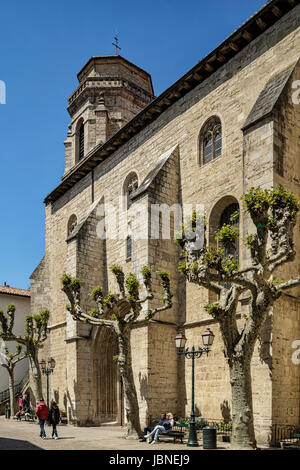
[{"x1": 0, "y1": 0, "x2": 266, "y2": 290}]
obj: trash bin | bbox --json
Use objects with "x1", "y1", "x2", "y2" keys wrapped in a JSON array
[{"x1": 203, "y1": 426, "x2": 217, "y2": 449}]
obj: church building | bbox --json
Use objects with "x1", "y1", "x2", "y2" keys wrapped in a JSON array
[{"x1": 31, "y1": 0, "x2": 300, "y2": 445}]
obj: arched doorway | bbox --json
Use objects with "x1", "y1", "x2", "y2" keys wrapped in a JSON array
[
  {"x1": 208, "y1": 195, "x2": 240, "y2": 298},
  {"x1": 92, "y1": 327, "x2": 124, "y2": 425}
]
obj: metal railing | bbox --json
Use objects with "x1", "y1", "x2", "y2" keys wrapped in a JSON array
[
  {"x1": 148, "y1": 415, "x2": 232, "y2": 436},
  {"x1": 0, "y1": 371, "x2": 29, "y2": 405},
  {"x1": 271, "y1": 424, "x2": 300, "y2": 447}
]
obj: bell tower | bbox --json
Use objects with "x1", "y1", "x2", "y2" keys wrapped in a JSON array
[{"x1": 63, "y1": 56, "x2": 154, "y2": 175}]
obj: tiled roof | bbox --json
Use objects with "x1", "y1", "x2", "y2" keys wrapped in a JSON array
[{"x1": 0, "y1": 286, "x2": 31, "y2": 297}]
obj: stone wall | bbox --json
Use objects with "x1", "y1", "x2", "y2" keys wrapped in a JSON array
[{"x1": 31, "y1": 5, "x2": 300, "y2": 442}]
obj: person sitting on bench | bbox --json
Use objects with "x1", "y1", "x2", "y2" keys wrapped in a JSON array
[
  {"x1": 139, "y1": 413, "x2": 167, "y2": 442},
  {"x1": 15, "y1": 408, "x2": 25, "y2": 421},
  {"x1": 145, "y1": 412, "x2": 174, "y2": 444}
]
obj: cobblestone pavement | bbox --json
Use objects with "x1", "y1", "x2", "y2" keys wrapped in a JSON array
[{"x1": 0, "y1": 416, "x2": 232, "y2": 451}]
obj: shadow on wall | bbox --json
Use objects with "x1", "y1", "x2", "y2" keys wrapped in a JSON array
[
  {"x1": 54, "y1": 389, "x2": 59, "y2": 405},
  {"x1": 138, "y1": 372, "x2": 148, "y2": 402},
  {"x1": 27, "y1": 386, "x2": 35, "y2": 409},
  {"x1": 194, "y1": 405, "x2": 202, "y2": 417},
  {"x1": 220, "y1": 400, "x2": 231, "y2": 423},
  {"x1": 66, "y1": 388, "x2": 75, "y2": 424}
]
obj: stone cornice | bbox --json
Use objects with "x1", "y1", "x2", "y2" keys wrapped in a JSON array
[
  {"x1": 68, "y1": 76, "x2": 154, "y2": 116},
  {"x1": 44, "y1": 0, "x2": 299, "y2": 205}
]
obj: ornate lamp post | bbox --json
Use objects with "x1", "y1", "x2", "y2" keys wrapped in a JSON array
[
  {"x1": 39, "y1": 357, "x2": 56, "y2": 407},
  {"x1": 175, "y1": 328, "x2": 215, "y2": 447}
]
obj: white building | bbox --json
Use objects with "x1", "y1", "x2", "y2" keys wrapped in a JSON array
[{"x1": 0, "y1": 283, "x2": 30, "y2": 398}]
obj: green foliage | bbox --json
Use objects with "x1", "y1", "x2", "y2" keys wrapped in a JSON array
[
  {"x1": 0, "y1": 309, "x2": 8, "y2": 333},
  {"x1": 112, "y1": 355, "x2": 119, "y2": 361},
  {"x1": 91, "y1": 286, "x2": 103, "y2": 301},
  {"x1": 195, "y1": 417, "x2": 208, "y2": 430},
  {"x1": 203, "y1": 247, "x2": 224, "y2": 265},
  {"x1": 178, "y1": 262, "x2": 188, "y2": 275},
  {"x1": 204, "y1": 303, "x2": 223, "y2": 319},
  {"x1": 61, "y1": 273, "x2": 81, "y2": 290},
  {"x1": 110, "y1": 264, "x2": 124, "y2": 276},
  {"x1": 25, "y1": 315, "x2": 33, "y2": 336},
  {"x1": 215, "y1": 224, "x2": 238, "y2": 247},
  {"x1": 222, "y1": 257, "x2": 238, "y2": 274},
  {"x1": 125, "y1": 273, "x2": 139, "y2": 296},
  {"x1": 6, "y1": 304, "x2": 16, "y2": 315},
  {"x1": 243, "y1": 233, "x2": 254, "y2": 249},
  {"x1": 33, "y1": 314, "x2": 42, "y2": 330},
  {"x1": 89, "y1": 308, "x2": 99, "y2": 318},
  {"x1": 242, "y1": 185, "x2": 300, "y2": 220},
  {"x1": 103, "y1": 292, "x2": 118, "y2": 306},
  {"x1": 71, "y1": 277, "x2": 81, "y2": 290},
  {"x1": 24, "y1": 310, "x2": 49, "y2": 340},
  {"x1": 175, "y1": 210, "x2": 205, "y2": 245},
  {"x1": 241, "y1": 187, "x2": 270, "y2": 217},
  {"x1": 267, "y1": 276, "x2": 281, "y2": 286},
  {"x1": 268, "y1": 185, "x2": 300, "y2": 215},
  {"x1": 191, "y1": 262, "x2": 199, "y2": 273},
  {"x1": 141, "y1": 265, "x2": 151, "y2": 279},
  {"x1": 40, "y1": 309, "x2": 50, "y2": 325},
  {"x1": 156, "y1": 270, "x2": 170, "y2": 282},
  {"x1": 229, "y1": 210, "x2": 240, "y2": 222},
  {"x1": 61, "y1": 273, "x2": 72, "y2": 286}
]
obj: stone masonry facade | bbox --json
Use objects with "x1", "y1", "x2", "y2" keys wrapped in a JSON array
[{"x1": 30, "y1": 1, "x2": 300, "y2": 445}]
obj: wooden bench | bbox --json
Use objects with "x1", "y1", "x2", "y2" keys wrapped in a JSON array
[
  {"x1": 13, "y1": 410, "x2": 36, "y2": 422},
  {"x1": 282, "y1": 433, "x2": 300, "y2": 450},
  {"x1": 153, "y1": 421, "x2": 188, "y2": 444}
]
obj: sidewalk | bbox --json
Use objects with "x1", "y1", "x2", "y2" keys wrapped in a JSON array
[{"x1": 0, "y1": 416, "x2": 231, "y2": 450}]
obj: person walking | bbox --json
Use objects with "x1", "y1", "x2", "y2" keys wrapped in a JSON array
[
  {"x1": 35, "y1": 398, "x2": 49, "y2": 439},
  {"x1": 48, "y1": 400, "x2": 60, "y2": 440}
]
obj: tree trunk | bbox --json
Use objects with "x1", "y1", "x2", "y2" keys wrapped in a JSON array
[
  {"x1": 117, "y1": 327, "x2": 142, "y2": 438},
  {"x1": 29, "y1": 354, "x2": 43, "y2": 404},
  {"x1": 8, "y1": 369, "x2": 16, "y2": 415},
  {"x1": 229, "y1": 357, "x2": 257, "y2": 450}
]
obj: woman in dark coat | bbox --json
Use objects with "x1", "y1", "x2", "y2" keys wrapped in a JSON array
[{"x1": 48, "y1": 401, "x2": 60, "y2": 439}]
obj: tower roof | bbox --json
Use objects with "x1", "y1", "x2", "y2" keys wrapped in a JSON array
[{"x1": 76, "y1": 55, "x2": 154, "y2": 96}]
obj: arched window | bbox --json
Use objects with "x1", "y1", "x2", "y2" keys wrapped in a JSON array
[
  {"x1": 126, "y1": 235, "x2": 132, "y2": 260},
  {"x1": 219, "y1": 202, "x2": 239, "y2": 261},
  {"x1": 200, "y1": 117, "x2": 222, "y2": 165},
  {"x1": 68, "y1": 214, "x2": 77, "y2": 237},
  {"x1": 124, "y1": 172, "x2": 138, "y2": 209},
  {"x1": 78, "y1": 122, "x2": 85, "y2": 160}
]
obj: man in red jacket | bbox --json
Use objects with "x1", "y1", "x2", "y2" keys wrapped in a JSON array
[{"x1": 35, "y1": 399, "x2": 49, "y2": 439}]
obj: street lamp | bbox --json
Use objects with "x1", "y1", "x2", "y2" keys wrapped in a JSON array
[
  {"x1": 39, "y1": 357, "x2": 56, "y2": 407},
  {"x1": 175, "y1": 328, "x2": 215, "y2": 447}
]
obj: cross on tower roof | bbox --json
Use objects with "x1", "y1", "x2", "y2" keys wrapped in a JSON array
[{"x1": 112, "y1": 34, "x2": 121, "y2": 56}]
